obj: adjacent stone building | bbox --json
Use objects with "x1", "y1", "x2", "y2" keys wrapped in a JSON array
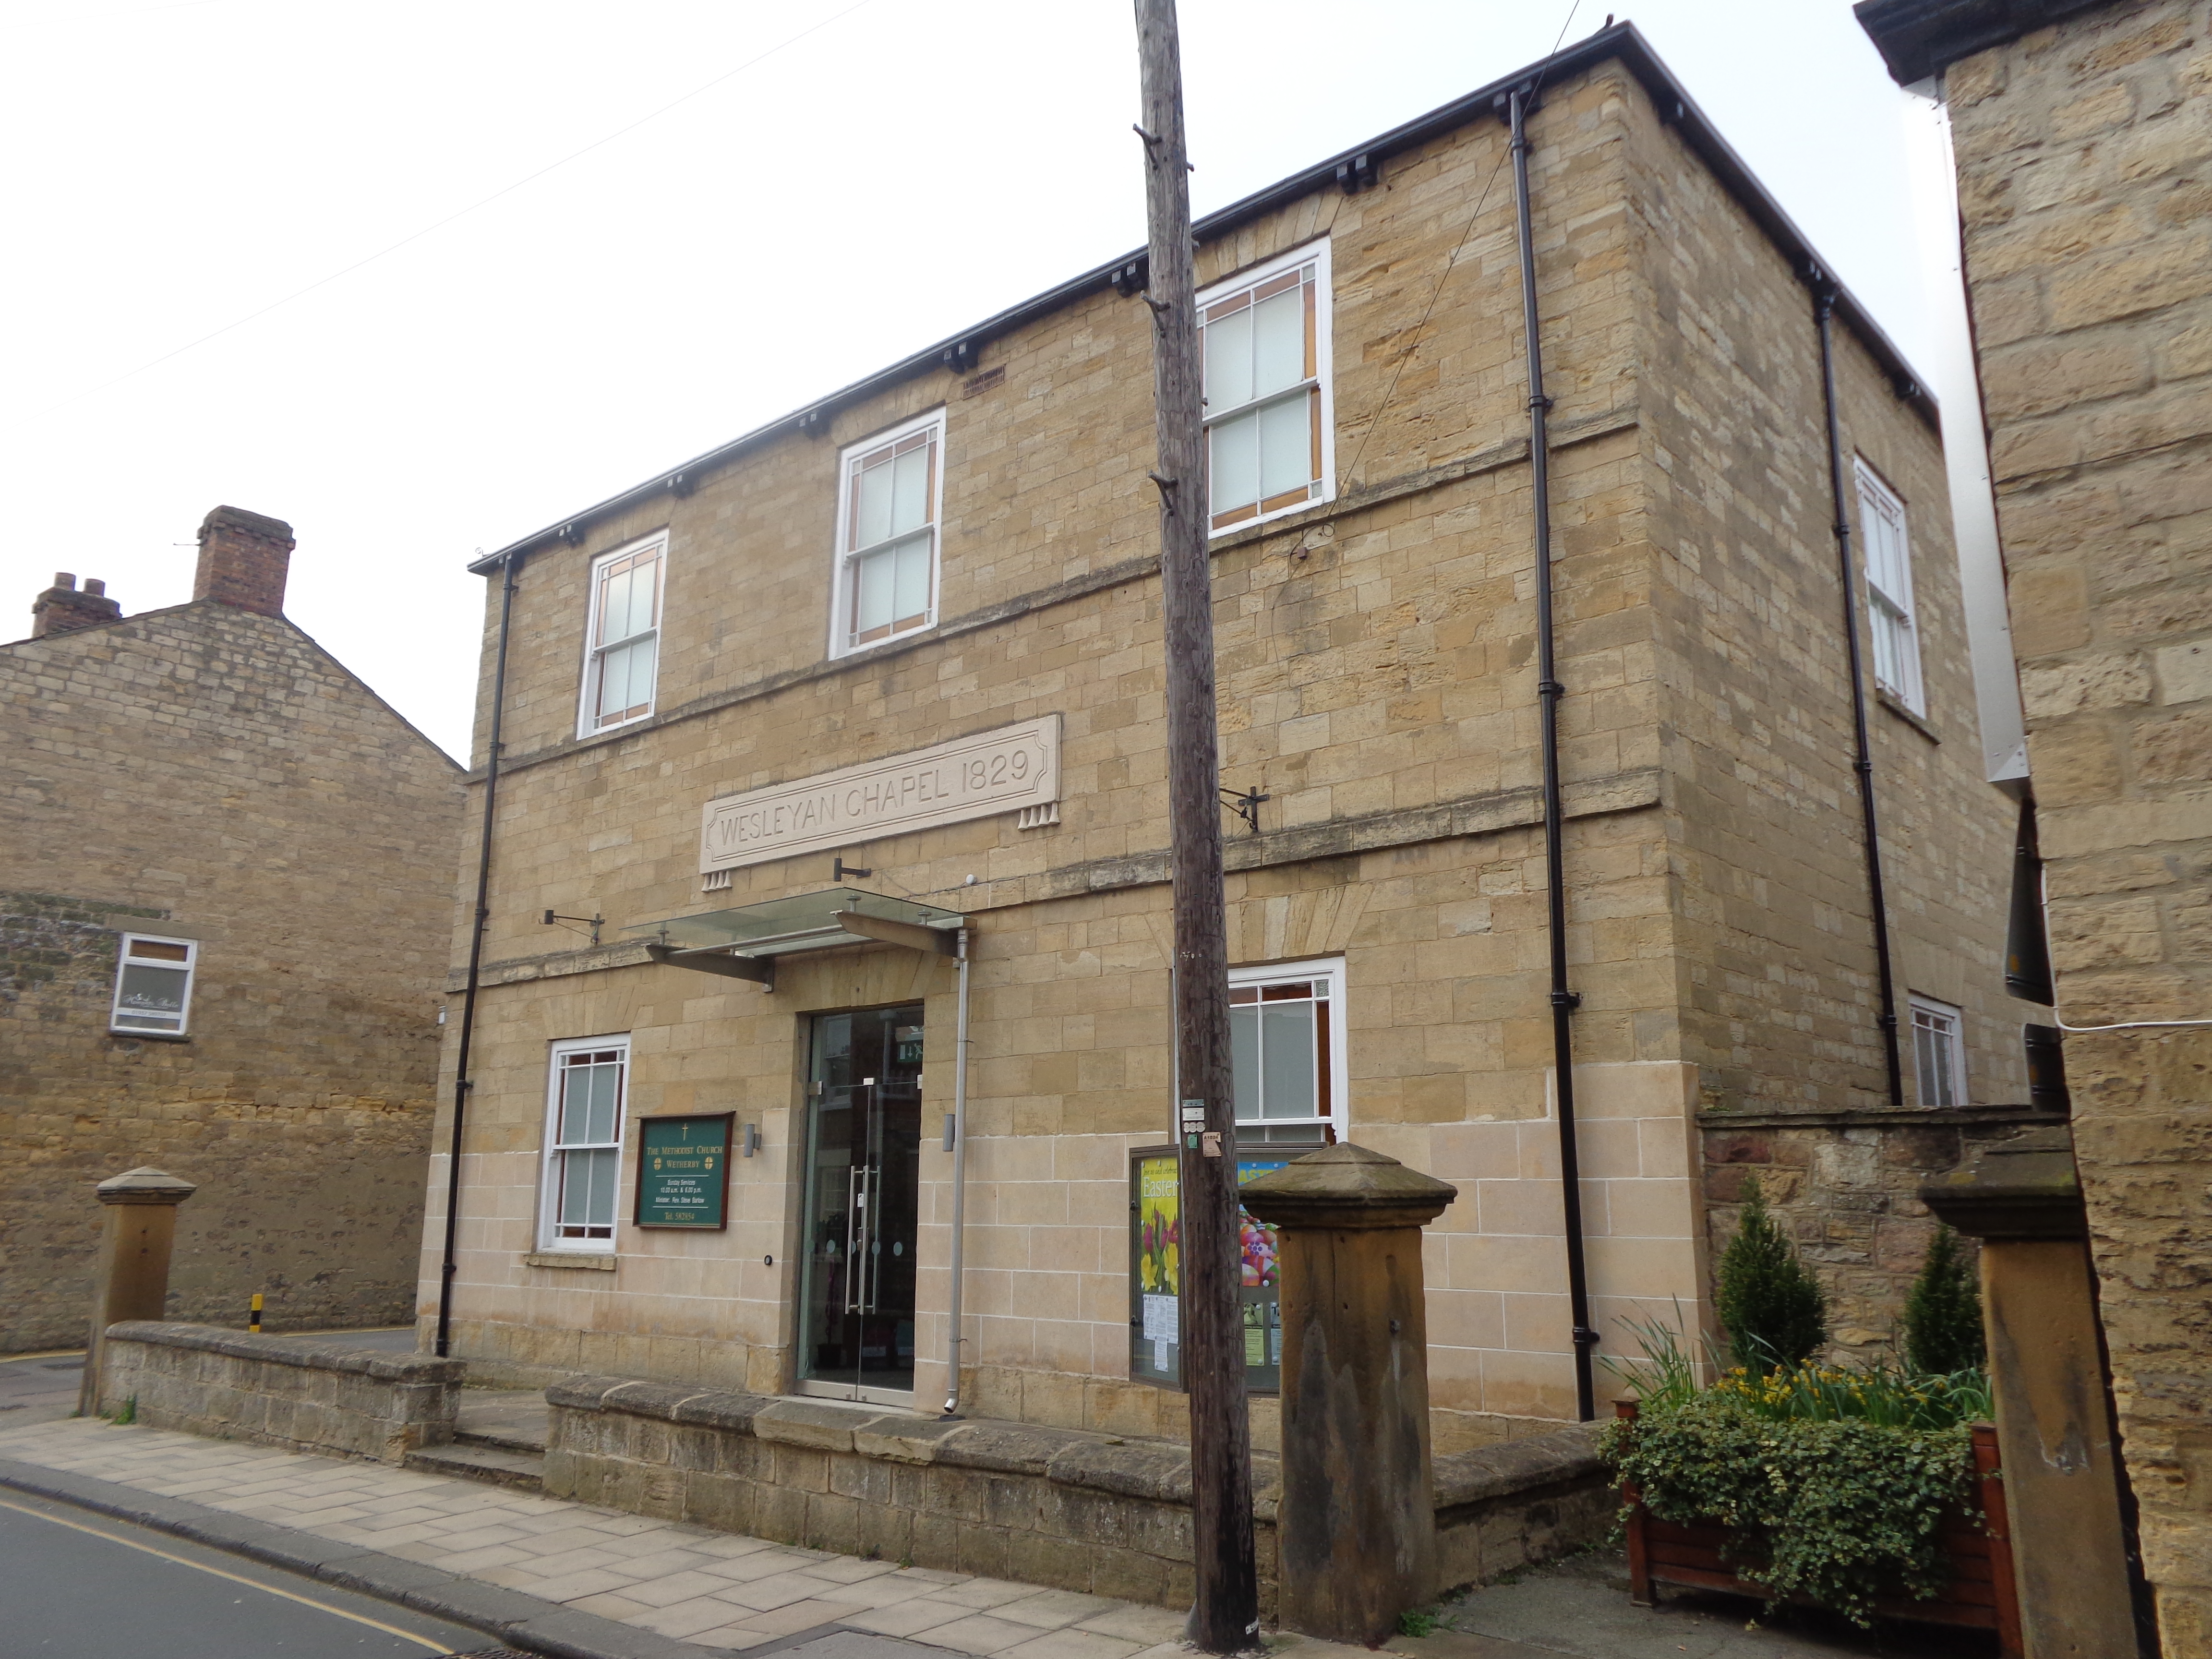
[
  {"x1": 423, "y1": 25, "x2": 2041, "y2": 1443},
  {"x1": 1860, "y1": 0, "x2": 2212, "y2": 1648},
  {"x1": 1, "y1": 506, "x2": 466, "y2": 1352}
]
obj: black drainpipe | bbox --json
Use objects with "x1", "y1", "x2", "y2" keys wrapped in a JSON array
[
  {"x1": 1809, "y1": 274, "x2": 1906, "y2": 1107},
  {"x1": 436, "y1": 551, "x2": 524, "y2": 1358},
  {"x1": 1508, "y1": 83, "x2": 1598, "y2": 1423}
]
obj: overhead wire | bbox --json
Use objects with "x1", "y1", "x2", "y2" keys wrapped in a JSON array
[{"x1": 32, "y1": 0, "x2": 879, "y2": 416}]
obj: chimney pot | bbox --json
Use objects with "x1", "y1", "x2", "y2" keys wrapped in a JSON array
[
  {"x1": 193, "y1": 505, "x2": 295, "y2": 617},
  {"x1": 31, "y1": 574, "x2": 122, "y2": 639},
  {"x1": 84, "y1": 578, "x2": 106, "y2": 597}
]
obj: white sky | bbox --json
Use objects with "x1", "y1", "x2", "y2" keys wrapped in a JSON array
[{"x1": 3, "y1": 0, "x2": 1934, "y2": 761}]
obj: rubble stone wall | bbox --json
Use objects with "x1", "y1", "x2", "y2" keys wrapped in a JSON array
[{"x1": 0, "y1": 602, "x2": 464, "y2": 1351}]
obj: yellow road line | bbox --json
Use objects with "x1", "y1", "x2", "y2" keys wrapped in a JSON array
[{"x1": 0, "y1": 1494, "x2": 456, "y2": 1651}]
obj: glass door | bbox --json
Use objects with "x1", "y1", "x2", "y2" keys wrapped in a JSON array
[{"x1": 798, "y1": 1005, "x2": 924, "y2": 1401}]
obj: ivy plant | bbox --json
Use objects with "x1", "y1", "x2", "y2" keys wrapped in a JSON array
[{"x1": 1601, "y1": 1391, "x2": 1977, "y2": 1626}]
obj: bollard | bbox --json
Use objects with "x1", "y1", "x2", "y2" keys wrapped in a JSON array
[
  {"x1": 249, "y1": 1292, "x2": 264, "y2": 1334},
  {"x1": 78, "y1": 1167, "x2": 197, "y2": 1417},
  {"x1": 1240, "y1": 1143, "x2": 1458, "y2": 1644}
]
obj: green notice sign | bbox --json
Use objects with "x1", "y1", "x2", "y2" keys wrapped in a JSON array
[{"x1": 633, "y1": 1113, "x2": 733, "y2": 1229}]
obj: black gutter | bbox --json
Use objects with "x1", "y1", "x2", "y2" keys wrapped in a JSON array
[
  {"x1": 1810, "y1": 277, "x2": 1907, "y2": 1109},
  {"x1": 468, "y1": 22, "x2": 1935, "y2": 577},
  {"x1": 435, "y1": 552, "x2": 523, "y2": 1357},
  {"x1": 1507, "y1": 84, "x2": 1598, "y2": 1425}
]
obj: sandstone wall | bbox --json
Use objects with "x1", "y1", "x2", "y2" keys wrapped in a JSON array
[
  {"x1": 425, "y1": 56, "x2": 2002, "y2": 1429},
  {"x1": 1623, "y1": 75, "x2": 2028, "y2": 1124},
  {"x1": 543, "y1": 1376, "x2": 1611, "y2": 1614},
  {"x1": 1945, "y1": 0, "x2": 2212, "y2": 1644},
  {"x1": 96, "y1": 1321, "x2": 462, "y2": 1463},
  {"x1": 0, "y1": 604, "x2": 463, "y2": 1350}
]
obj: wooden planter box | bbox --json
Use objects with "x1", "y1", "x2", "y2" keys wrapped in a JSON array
[{"x1": 1613, "y1": 1400, "x2": 2022, "y2": 1657}]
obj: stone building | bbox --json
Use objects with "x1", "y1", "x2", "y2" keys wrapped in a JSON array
[
  {"x1": 1859, "y1": 0, "x2": 2212, "y2": 1647},
  {"x1": 1, "y1": 506, "x2": 466, "y2": 1352},
  {"x1": 423, "y1": 24, "x2": 2041, "y2": 1442}
]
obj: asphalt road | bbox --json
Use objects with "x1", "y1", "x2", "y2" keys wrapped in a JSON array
[{"x1": 0, "y1": 1489, "x2": 492, "y2": 1657}]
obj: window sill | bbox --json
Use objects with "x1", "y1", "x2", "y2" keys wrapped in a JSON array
[
  {"x1": 830, "y1": 623, "x2": 937, "y2": 663},
  {"x1": 1876, "y1": 690, "x2": 1939, "y2": 745},
  {"x1": 111, "y1": 1030, "x2": 190, "y2": 1043},
  {"x1": 524, "y1": 1250, "x2": 616, "y2": 1272}
]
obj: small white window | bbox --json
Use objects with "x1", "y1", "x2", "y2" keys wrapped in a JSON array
[
  {"x1": 1856, "y1": 462, "x2": 1923, "y2": 713},
  {"x1": 831, "y1": 410, "x2": 943, "y2": 657},
  {"x1": 541, "y1": 1037, "x2": 629, "y2": 1251},
  {"x1": 1229, "y1": 957, "x2": 1348, "y2": 1147},
  {"x1": 110, "y1": 934, "x2": 196, "y2": 1036},
  {"x1": 1201, "y1": 240, "x2": 1334, "y2": 534},
  {"x1": 579, "y1": 534, "x2": 665, "y2": 736},
  {"x1": 1911, "y1": 995, "x2": 1965, "y2": 1109}
]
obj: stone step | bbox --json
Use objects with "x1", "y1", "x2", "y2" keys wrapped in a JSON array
[
  {"x1": 404, "y1": 1440, "x2": 545, "y2": 1492},
  {"x1": 455, "y1": 1426, "x2": 547, "y2": 1456}
]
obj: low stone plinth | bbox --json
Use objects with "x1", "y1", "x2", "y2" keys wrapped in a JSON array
[
  {"x1": 545, "y1": 1378, "x2": 1608, "y2": 1617},
  {"x1": 96, "y1": 1322, "x2": 462, "y2": 1464}
]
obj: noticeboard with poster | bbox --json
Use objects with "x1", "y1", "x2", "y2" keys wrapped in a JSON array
[
  {"x1": 1127, "y1": 1148, "x2": 1288, "y2": 1393},
  {"x1": 633, "y1": 1113, "x2": 734, "y2": 1229}
]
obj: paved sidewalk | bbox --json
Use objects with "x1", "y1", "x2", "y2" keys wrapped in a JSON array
[
  {"x1": 1435, "y1": 1548, "x2": 2000, "y2": 1658},
  {"x1": 0, "y1": 1415, "x2": 1190, "y2": 1659}
]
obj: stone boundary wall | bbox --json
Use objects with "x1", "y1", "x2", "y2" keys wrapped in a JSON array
[
  {"x1": 545, "y1": 1378, "x2": 1610, "y2": 1618},
  {"x1": 97, "y1": 1322, "x2": 461, "y2": 1464},
  {"x1": 1700, "y1": 1110, "x2": 2062, "y2": 1357}
]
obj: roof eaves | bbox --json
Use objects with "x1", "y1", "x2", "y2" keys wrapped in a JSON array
[
  {"x1": 1854, "y1": 0, "x2": 2116, "y2": 84},
  {"x1": 470, "y1": 20, "x2": 1936, "y2": 576}
]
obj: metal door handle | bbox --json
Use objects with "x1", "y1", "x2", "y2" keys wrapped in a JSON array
[
  {"x1": 859, "y1": 1165, "x2": 881, "y2": 1313},
  {"x1": 843, "y1": 1166, "x2": 863, "y2": 1314}
]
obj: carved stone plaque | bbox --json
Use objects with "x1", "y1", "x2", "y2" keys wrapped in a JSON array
[{"x1": 699, "y1": 715, "x2": 1060, "y2": 873}]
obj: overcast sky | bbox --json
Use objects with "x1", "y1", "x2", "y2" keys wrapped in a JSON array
[{"x1": 4, "y1": 0, "x2": 1934, "y2": 761}]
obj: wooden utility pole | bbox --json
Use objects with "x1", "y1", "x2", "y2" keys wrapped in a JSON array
[{"x1": 1132, "y1": 1, "x2": 1258, "y2": 1650}]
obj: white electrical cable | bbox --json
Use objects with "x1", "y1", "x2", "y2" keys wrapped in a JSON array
[
  {"x1": 2035, "y1": 869, "x2": 2211, "y2": 1032},
  {"x1": 2053, "y1": 1013, "x2": 2212, "y2": 1033}
]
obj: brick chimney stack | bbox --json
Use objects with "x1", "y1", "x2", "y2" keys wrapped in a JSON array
[
  {"x1": 31, "y1": 573, "x2": 123, "y2": 639},
  {"x1": 193, "y1": 505, "x2": 295, "y2": 617}
]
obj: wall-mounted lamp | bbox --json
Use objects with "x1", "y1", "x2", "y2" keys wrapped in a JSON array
[
  {"x1": 941, "y1": 1114, "x2": 957, "y2": 1153},
  {"x1": 741, "y1": 1123, "x2": 760, "y2": 1157}
]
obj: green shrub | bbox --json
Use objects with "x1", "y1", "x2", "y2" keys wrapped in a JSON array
[
  {"x1": 1715, "y1": 1178, "x2": 1828, "y2": 1368},
  {"x1": 1904, "y1": 1226, "x2": 1985, "y2": 1375},
  {"x1": 1601, "y1": 1391, "x2": 1976, "y2": 1627}
]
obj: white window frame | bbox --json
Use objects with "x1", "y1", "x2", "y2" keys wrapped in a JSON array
[
  {"x1": 1909, "y1": 994, "x2": 1966, "y2": 1110},
  {"x1": 539, "y1": 1035, "x2": 632, "y2": 1253},
  {"x1": 829, "y1": 408, "x2": 946, "y2": 660},
  {"x1": 577, "y1": 531, "x2": 668, "y2": 739},
  {"x1": 109, "y1": 932, "x2": 198, "y2": 1037},
  {"x1": 1855, "y1": 460, "x2": 1924, "y2": 714},
  {"x1": 1199, "y1": 238, "x2": 1336, "y2": 537},
  {"x1": 1228, "y1": 956, "x2": 1349, "y2": 1146}
]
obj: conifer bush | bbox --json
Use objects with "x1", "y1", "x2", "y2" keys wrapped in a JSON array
[
  {"x1": 1715, "y1": 1177, "x2": 1829, "y2": 1368},
  {"x1": 1903, "y1": 1224, "x2": 1985, "y2": 1374}
]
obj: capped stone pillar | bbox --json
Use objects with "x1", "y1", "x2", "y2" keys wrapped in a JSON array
[
  {"x1": 1922, "y1": 1126, "x2": 2143, "y2": 1658},
  {"x1": 79, "y1": 1167, "x2": 197, "y2": 1417},
  {"x1": 1240, "y1": 1144, "x2": 1457, "y2": 1644}
]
